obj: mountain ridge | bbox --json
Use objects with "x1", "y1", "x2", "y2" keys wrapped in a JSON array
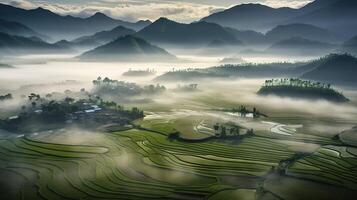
[
  {"x1": 136, "y1": 17, "x2": 242, "y2": 47},
  {"x1": 0, "y1": 3, "x2": 151, "y2": 40}
]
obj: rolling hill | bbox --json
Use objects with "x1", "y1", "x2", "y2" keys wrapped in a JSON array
[
  {"x1": 136, "y1": 18, "x2": 241, "y2": 47},
  {"x1": 72, "y1": 26, "x2": 136, "y2": 46},
  {"x1": 0, "y1": 3, "x2": 150, "y2": 40},
  {"x1": 201, "y1": 4, "x2": 298, "y2": 31},
  {"x1": 300, "y1": 54, "x2": 357, "y2": 85},
  {"x1": 0, "y1": 63, "x2": 14, "y2": 68},
  {"x1": 267, "y1": 37, "x2": 336, "y2": 56},
  {"x1": 224, "y1": 28, "x2": 267, "y2": 45},
  {"x1": 289, "y1": 0, "x2": 357, "y2": 38},
  {"x1": 0, "y1": 32, "x2": 66, "y2": 55},
  {"x1": 340, "y1": 36, "x2": 357, "y2": 56},
  {"x1": 79, "y1": 35, "x2": 176, "y2": 62},
  {"x1": 0, "y1": 19, "x2": 46, "y2": 39},
  {"x1": 265, "y1": 23, "x2": 337, "y2": 43},
  {"x1": 201, "y1": 0, "x2": 357, "y2": 39}
]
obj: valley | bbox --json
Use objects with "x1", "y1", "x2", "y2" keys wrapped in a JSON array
[{"x1": 1, "y1": 0, "x2": 357, "y2": 199}]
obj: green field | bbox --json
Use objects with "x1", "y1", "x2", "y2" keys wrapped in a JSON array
[
  {"x1": 287, "y1": 145, "x2": 357, "y2": 189},
  {"x1": 1, "y1": 120, "x2": 356, "y2": 199},
  {"x1": 1, "y1": 80, "x2": 357, "y2": 199},
  {"x1": 0, "y1": 126, "x2": 297, "y2": 199}
]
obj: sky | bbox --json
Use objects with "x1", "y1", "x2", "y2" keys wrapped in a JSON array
[{"x1": 0, "y1": 0, "x2": 313, "y2": 22}]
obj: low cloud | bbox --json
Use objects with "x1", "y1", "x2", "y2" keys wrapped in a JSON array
[
  {"x1": 8, "y1": 0, "x2": 36, "y2": 9},
  {"x1": 4, "y1": 0, "x2": 224, "y2": 23},
  {"x1": 262, "y1": 0, "x2": 313, "y2": 8},
  {"x1": 3, "y1": 0, "x2": 313, "y2": 22}
]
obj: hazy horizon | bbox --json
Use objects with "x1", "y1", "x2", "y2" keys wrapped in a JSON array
[{"x1": 0, "y1": 0, "x2": 312, "y2": 23}]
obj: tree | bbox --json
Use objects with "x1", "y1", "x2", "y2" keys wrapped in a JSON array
[
  {"x1": 64, "y1": 97, "x2": 75, "y2": 104},
  {"x1": 28, "y1": 93, "x2": 40, "y2": 101},
  {"x1": 221, "y1": 126, "x2": 226, "y2": 137},
  {"x1": 213, "y1": 123, "x2": 219, "y2": 131}
]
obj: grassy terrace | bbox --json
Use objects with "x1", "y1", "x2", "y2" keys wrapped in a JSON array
[
  {"x1": 0, "y1": 127, "x2": 298, "y2": 200},
  {"x1": 287, "y1": 145, "x2": 357, "y2": 189}
]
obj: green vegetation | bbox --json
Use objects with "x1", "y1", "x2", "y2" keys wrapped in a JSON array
[
  {"x1": 0, "y1": 94, "x2": 144, "y2": 133},
  {"x1": 92, "y1": 76, "x2": 166, "y2": 96},
  {"x1": 0, "y1": 128, "x2": 299, "y2": 199},
  {"x1": 287, "y1": 145, "x2": 357, "y2": 189},
  {"x1": 0, "y1": 93, "x2": 12, "y2": 101},
  {"x1": 155, "y1": 63, "x2": 304, "y2": 81},
  {"x1": 0, "y1": 63, "x2": 14, "y2": 68},
  {"x1": 122, "y1": 69, "x2": 156, "y2": 77},
  {"x1": 258, "y1": 78, "x2": 349, "y2": 102},
  {"x1": 173, "y1": 84, "x2": 199, "y2": 92},
  {"x1": 219, "y1": 105, "x2": 268, "y2": 118}
]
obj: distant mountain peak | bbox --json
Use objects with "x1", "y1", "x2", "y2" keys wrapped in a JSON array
[
  {"x1": 90, "y1": 12, "x2": 110, "y2": 19},
  {"x1": 137, "y1": 20, "x2": 152, "y2": 23},
  {"x1": 32, "y1": 6, "x2": 55, "y2": 15},
  {"x1": 154, "y1": 17, "x2": 178, "y2": 24},
  {"x1": 234, "y1": 3, "x2": 269, "y2": 8},
  {"x1": 229, "y1": 3, "x2": 292, "y2": 11},
  {"x1": 79, "y1": 35, "x2": 175, "y2": 62},
  {"x1": 35, "y1": 7, "x2": 45, "y2": 10},
  {"x1": 111, "y1": 26, "x2": 130, "y2": 31}
]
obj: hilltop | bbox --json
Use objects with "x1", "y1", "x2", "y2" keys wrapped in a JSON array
[
  {"x1": 301, "y1": 54, "x2": 357, "y2": 85},
  {"x1": 79, "y1": 35, "x2": 176, "y2": 62},
  {"x1": 0, "y1": 32, "x2": 66, "y2": 55},
  {"x1": 136, "y1": 18, "x2": 241, "y2": 47},
  {"x1": 72, "y1": 26, "x2": 136, "y2": 48},
  {"x1": 267, "y1": 37, "x2": 336, "y2": 56},
  {"x1": 258, "y1": 78, "x2": 349, "y2": 102}
]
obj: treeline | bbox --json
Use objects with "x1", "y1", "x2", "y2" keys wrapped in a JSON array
[
  {"x1": 258, "y1": 79, "x2": 349, "y2": 102},
  {"x1": 0, "y1": 93, "x2": 12, "y2": 101},
  {"x1": 0, "y1": 93, "x2": 144, "y2": 133},
  {"x1": 92, "y1": 77, "x2": 166, "y2": 96}
]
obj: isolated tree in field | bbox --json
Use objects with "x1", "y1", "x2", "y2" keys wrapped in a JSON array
[
  {"x1": 221, "y1": 126, "x2": 226, "y2": 137},
  {"x1": 214, "y1": 123, "x2": 219, "y2": 132},
  {"x1": 235, "y1": 127, "x2": 240, "y2": 136}
]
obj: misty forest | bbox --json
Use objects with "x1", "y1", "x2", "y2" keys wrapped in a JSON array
[{"x1": 1, "y1": 0, "x2": 357, "y2": 199}]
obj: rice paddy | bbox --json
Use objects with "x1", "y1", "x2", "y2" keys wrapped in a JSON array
[{"x1": 0, "y1": 124, "x2": 299, "y2": 199}]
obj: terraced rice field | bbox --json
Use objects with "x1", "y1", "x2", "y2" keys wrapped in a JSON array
[
  {"x1": 0, "y1": 110, "x2": 356, "y2": 199},
  {"x1": 287, "y1": 145, "x2": 357, "y2": 189},
  {"x1": 0, "y1": 128, "x2": 299, "y2": 199}
]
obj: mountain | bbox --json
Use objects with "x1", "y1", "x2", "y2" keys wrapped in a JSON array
[
  {"x1": 201, "y1": 4, "x2": 298, "y2": 31},
  {"x1": 340, "y1": 36, "x2": 357, "y2": 56},
  {"x1": 0, "y1": 32, "x2": 66, "y2": 55},
  {"x1": 0, "y1": 19, "x2": 47, "y2": 40},
  {"x1": 207, "y1": 40, "x2": 229, "y2": 48},
  {"x1": 289, "y1": 0, "x2": 357, "y2": 38},
  {"x1": 267, "y1": 37, "x2": 336, "y2": 56},
  {"x1": 300, "y1": 54, "x2": 357, "y2": 85},
  {"x1": 265, "y1": 23, "x2": 337, "y2": 43},
  {"x1": 72, "y1": 26, "x2": 136, "y2": 47},
  {"x1": 0, "y1": 3, "x2": 150, "y2": 40},
  {"x1": 136, "y1": 18, "x2": 241, "y2": 47},
  {"x1": 224, "y1": 28, "x2": 267, "y2": 45},
  {"x1": 299, "y1": 0, "x2": 340, "y2": 14},
  {"x1": 201, "y1": 0, "x2": 357, "y2": 39},
  {"x1": 79, "y1": 35, "x2": 176, "y2": 62}
]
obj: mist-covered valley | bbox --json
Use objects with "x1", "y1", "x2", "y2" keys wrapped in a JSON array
[{"x1": 1, "y1": 0, "x2": 357, "y2": 200}]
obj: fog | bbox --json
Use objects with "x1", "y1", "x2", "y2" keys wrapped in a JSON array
[
  {"x1": 1, "y1": 53, "x2": 356, "y2": 137},
  {"x1": 1, "y1": 53, "x2": 357, "y2": 200}
]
